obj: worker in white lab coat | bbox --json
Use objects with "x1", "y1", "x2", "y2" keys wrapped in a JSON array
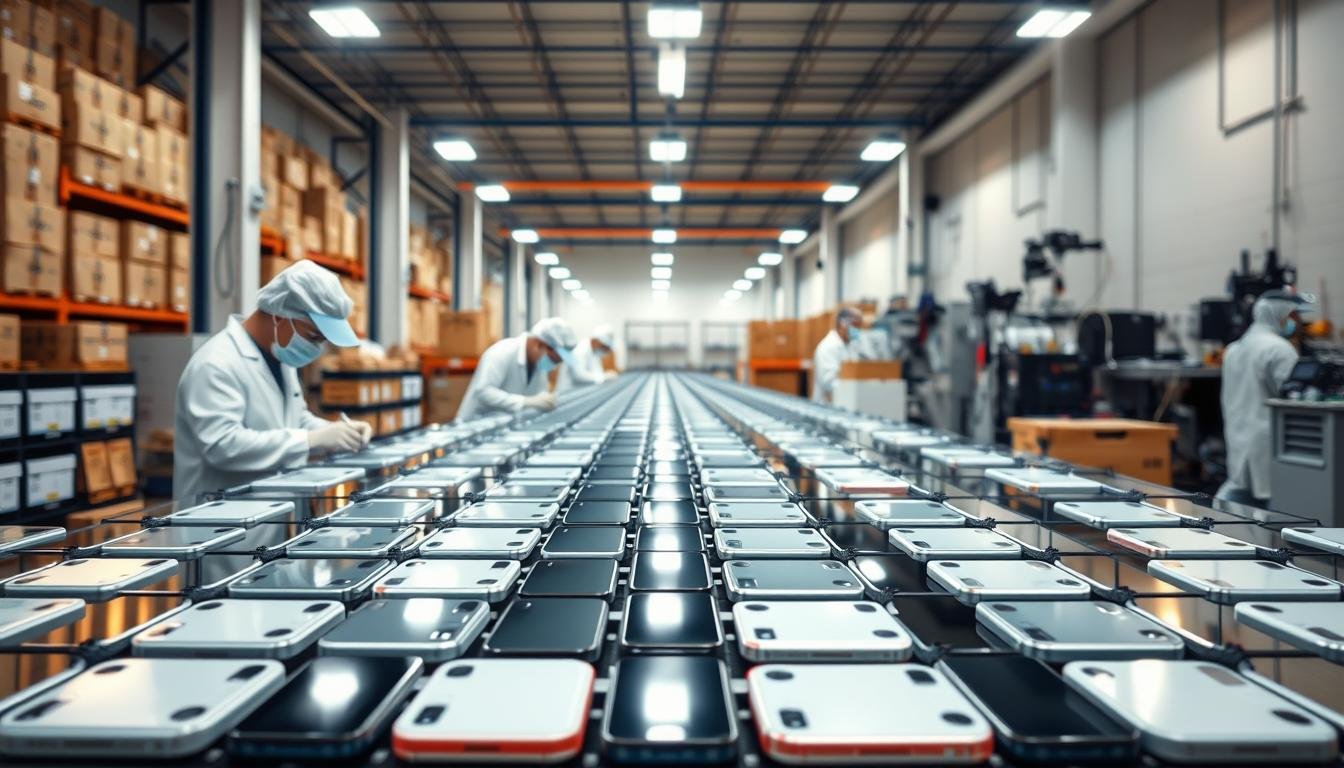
[
  {"x1": 556, "y1": 324, "x2": 615, "y2": 392},
  {"x1": 811, "y1": 306, "x2": 864, "y2": 403},
  {"x1": 456, "y1": 317, "x2": 579, "y2": 421},
  {"x1": 1216, "y1": 290, "x2": 1312, "y2": 508},
  {"x1": 173, "y1": 261, "x2": 372, "y2": 505}
]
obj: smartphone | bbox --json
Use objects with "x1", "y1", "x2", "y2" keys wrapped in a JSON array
[
  {"x1": 0, "y1": 658, "x2": 285, "y2": 759},
  {"x1": 563, "y1": 500, "x2": 632, "y2": 525},
  {"x1": 525, "y1": 449, "x2": 594, "y2": 467},
  {"x1": 629, "y1": 552, "x2": 712, "y2": 591},
  {"x1": 0, "y1": 598, "x2": 84, "y2": 645},
  {"x1": 634, "y1": 525, "x2": 704, "y2": 552},
  {"x1": 1233, "y1": 602, "x2": 1344, "y2": 662},
  {"x1": 732, "y1": 600, "x2": 912, "y2": 662},
  {"x1": 1281, "y1": 527, "x2": 1344, "y2": 556},
  {"x1": 452, "y1": 501, "x2": 560, "y2": 528},
  {"x1": 227, "y1": 558, "x2": 393, "y2": 602},
  {"x1": 975, "y1": 600, "x2": 1185, "y2": 661},
  {"x1": 927, "y1": 560, "x2": 1093, "y2": 605},
  {"x1": 1147, "y1": 560, "x2": 1342, "y2": 604},
  {"x1": 281, "y1": 525, "x2": 418, "y2": 559},
  {"x1": 132, "y1": 598, "x2": 344, "y2": 659},
  {"x1": 375, "y1": 559, "x2": 520, "y2": 602},
  {"x1": 602, "y1": 656, "x2": 737, "y2": 764},
  {"x1": 540, "y1": 526, "x2": 627, "y2": 560},
  {"x1": 0, "y1": 526, "x2": 65, "y2": 554},
  {"x1": 704, "y1": 484, "x2": 790, "y2": 503},
  {"x1": 483, "y1": 598, "x2": 608, "y2": 661},
  {"x1": 520, "y1": 559, "x2": 619, "y2": 599},
  {"x1": 621, "y1": 592, "x2": 722, "y2": 651},
  {"x1": 571, "y1": 484, "x2": 636, "y2": 504},
  {"x1": 984, "y1": 468, "x2": 1106, "y2": 495},
  {"x1": 640, "y1": 500, "x2": 700, "y2": 525},
  {"x1": 1107, "y1": 527, "x2": 1258, "y2": 558},
  {"x1": 722, "y1": 559, "x2": 864, "y2": 602},
  {"x1": 163, "y1": 500, "x2": 294, "y2": 528},
  {"x1": 319, "y1": 597, "x2": 488, "y2": 661},
  {"x1": 416, "y1": 527, "x2": 541, "y2": 559},
  {"x1": 225, "y1": 656, "x2": 419, "y2": 759},
  {"x1": 4, "y1": 558, "x2": 180, "y2": 601},
  {"x1": 486, "y1": 483, "x2": 572, "y2": 504},
  {"x1": 1062, "y1": 660, "x2": 1338, "y2": 764},
  {"x1": 815, "y1": 468, "x2": 911, "y2": 497},
  {"x1": 700, "y1": 468, "x2": 780, "y2": 487},
  {"x1": 393, "y1": 659, "x2": 594, "y2": 763},
  {"x1": 746, "y1": 663, "x2": 992, "y2": 764},
  {"x1": 322, "y1": 498, "x2": 436, "y2": 527},
  {"x1": 508, "y1": 466, "x2": 584, "y2": 485},
  {"x1": 714, "y1": 527, "x2": 831, "y2": 559},
  {"x1": 1050, "y1": 500, "x2": 1184, "y2": 529},
  {"x1": 887, "y1": 527, "x2": 1022, "y2": 561},
  {"x1": 586, "y1": 465, "x2": 642, "y2": 482},
  {"x1": 854, "y1": 500, "x2": 968, "y2": 529},
  {"x1": 643, "y1": 481, "x2": 694, "y2": 501}
]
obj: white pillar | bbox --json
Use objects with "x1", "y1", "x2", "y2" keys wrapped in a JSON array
[
  {"x1": 373, "y1": 108, "x2": 409, "y2": 345},
  {"x1": 529, "y1": 257, "x2": 546, "y2": 324},
  {"x1": 457, "y1": 195, "x2": 483, "y2": 310},
  {"x1": 507, "y1": 241, "x2": 527, "y2": 336},
  {"x1": 893, "y1": 149, "x2": 913, "y2": 299},
  {"x1": 820, "y1": 207, "x2": 841, "y2": 306},
  {"x1": 1047, "y1": 35, "x2": 1100, "y2": 301},
  {"x1": 780, "y1": 245, "x2": 797, "y2": 318},
  {"x1": 190, "y1": 0, "x2": 260, "y2": 333}
]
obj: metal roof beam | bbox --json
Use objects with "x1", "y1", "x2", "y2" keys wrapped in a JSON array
[{"x1": 262, "y1": 44, "x2": 1027, "y2": 55}]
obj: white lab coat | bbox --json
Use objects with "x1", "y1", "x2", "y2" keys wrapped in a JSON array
[
  {"x1": 556, "y1": 339, "x2": 606, "y2": 392},
  {"x1": 1220, "y1": 322, "x2": 1299, "y2": 499},
  {"x1": 456, "y1": 334, "x2": 548, "y2": 421},
  {"x1": 812, "y1": 329, "x2": 855, "y2": 403},
  {"x1": 174, "y1": 316, "x2": 327, "y2": 505}
]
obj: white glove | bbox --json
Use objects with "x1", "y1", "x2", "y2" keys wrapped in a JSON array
[
  {"x1": 351, "y1": 420, "x2": 373, "y2": 447},
  {"x1": 521, "y1": 392, "x2": 557, "y2": 411},
  {"x1": 308, "y1": 421, "x2": 364, "y2": 453},
  {"x1": 603, "y1": 370, "x2": 619, "y2": 381}
]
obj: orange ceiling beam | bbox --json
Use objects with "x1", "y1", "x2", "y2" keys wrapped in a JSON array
[
  {"x1": 497, "y1": 227, "x2": 784, "y2": 239},
  {"x1": 463, "y1": 179, "x2": 830, "y2": 194}
]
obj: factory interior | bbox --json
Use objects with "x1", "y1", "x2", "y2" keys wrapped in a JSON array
[{"x1": 0, "y1": 0, "x2": 1342, "y2": 765}]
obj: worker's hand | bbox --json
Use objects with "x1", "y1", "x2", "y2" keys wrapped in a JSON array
[
  {"x1": 522, "y1": 392, "x2": 558, "y2": 412},
  {"x1": 603, "y1": 370, "x2": 619, "y2": 381},
  {"x1": 308, "y1": 421, "x2": 364, "y2": 454},
  {"x1": 351, "y1": 420, "x2": 373, "y2": 447}
]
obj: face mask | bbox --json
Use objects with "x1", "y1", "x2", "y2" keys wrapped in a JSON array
[
  {"x1": 844, "y1": 326, "x2": 863, "y2": 345},
  {"x1": 271, "y1": 316, "x2": 323, "y2": 367},
  {"x1": 1281, "y1": 319, "x2": 1297, "y2": 338},
  {"x1": 536, "y1": 351, "x2": 557, "y2": 376}
]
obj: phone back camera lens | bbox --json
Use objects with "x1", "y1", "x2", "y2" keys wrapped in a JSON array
[{"x1": 780, "y1": 709, "x2": 808, "y2": 729}]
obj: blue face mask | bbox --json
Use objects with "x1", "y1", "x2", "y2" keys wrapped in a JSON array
[
  {"x1": 535, "y1": 351, "x2": 557, "y2": 376},
  {"x1": 1281, "y1": 318, "x2": 1297, "y2": 338},
  {"x1": 271, "y1": 316, "x2": 323, "y2": 367}
]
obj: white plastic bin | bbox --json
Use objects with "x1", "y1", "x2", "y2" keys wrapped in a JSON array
[
  {"x1": 25, "y1": 454, "x2": 76, "y2": 507},
  {"x1": 27, "y1": 388, "x2": 77, "y2": 436},
  {"x1": 0, "y1": 390, "x2": 21, "y2": 440},
  {"x1": 0, "y1": 461, "x2": 20, "y2": 513},
  {"x1": 80, "y1": 384, "x2": 137, "y2": 430}
]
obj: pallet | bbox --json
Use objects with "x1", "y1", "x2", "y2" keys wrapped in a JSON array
[
  {"x1": 123, "y1": 185, "x2": 186, "y2": 210},
  {"x1": 2, "y1": 288, "x2": 60, "y2": 299},
  {"x1": 7, "y1": 114, "x2": 59, "y2": 138},
  {"x1": 70, "y1": 293, "x2": 119, "y2": 305}
]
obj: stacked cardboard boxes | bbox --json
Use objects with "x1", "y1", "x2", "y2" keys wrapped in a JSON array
[
  {"x1": 260, "y1": 123, "x2": 363, "y2": 264},
  {"x1": 119, "y1": 219, "x2": 165, "y2": 308},
  {"x1": 0, "y1": 33, "x2": 63, "y2": 296},
  {"x1": 407, "y1": 296, "x2": 442, "y2": 351},
  {"x1": 67, "y1": 211, "x2": 117, "y2": 302},
  {"x1": 408, "y1": 223, "x2": 452, "y2": 296},
  {"x1": 20, "y1": 319, "x2": 127, "y2": 369}
]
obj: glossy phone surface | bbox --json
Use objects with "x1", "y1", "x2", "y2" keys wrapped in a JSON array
[
  {"x1": 704, "y1": 484, "x2": 789, "y2": 503},
  {"x1": 732, "y1": 600, "x2": 912, "y2": 662},
  {"x1": 228, "y1": 656, "x2": 422, "y2": 759},
  {"x1": 164, "y1": 500, "x2": 293, "y2": 528},
  {"x1": 319, "y1": 597, "x2": 488, "y2": 661},
  {"x1": 722, "y1": 559, "x2": 864, "y2": 601},
  {"x1": 98, "y1": 526, "x2": 247, "y2": 559},
  {"x1": 393, "y1": 659, "x2": 594, "y2": 763},
  {"x1": 708, "y1": 501, "x2": 810, "y2": 527},
  {"x1": 282, "y1": 525, "x2": 418, "y2": 559},
  {"x1": 572, "y1": 484, "x2": 637, "y2": 504},
  {"x1": 1233, "y1": 601, "x2": 1344, "y2": 662},
  {"x1": 227, "y1": 558, "x2": 392, "y2": 601},
  {"x1": 747, "y1": 663, "x2": 992, "y2": 764},
  {"x1": 485, "y1": 483, "x2": 571, "y2": 504},
  {"x1": 586, "y1": 465, "x2": 642, "y2": 482},
  {"x1": 927, "y1": 560, "x2": 1092, "y2": 605},
  {"x1": 0, "y1": 598, "x2": 84, "y2": 645},
  {"x1": 323, "y1": 499, "x2": 435, "y2": 527},
  {"x1": 939, "y1": 655, "x2": 1137, "y2": 764},
  {"x1": 132, "y1": 598, "x2": 345, "y2": 659},
  {"x1": 621, "y1": 592, "x2": 722, "y2": 651},
  {"x1": 640, "y1": 500, "x2": 700, "y2": 525},
  {"x1": 452, "y1": 501, "x2": 560, "y2": 528},
  {"x1": 416, "y1": 527, "x2": 541, "y2": 559},
  {"x1": 854, "y1": 500, "x2": 968, "y2": 529},
  {"x1": 4, "y1": 558, "x2": 180, "y2": 601},
  {"x1": 975, "y1": 600, "x2": 1185, "y2": 661},
  {"x1": 1147, "y1": 559, "x2": 1342, "y2": 604},
  {"x1": 643, "y1": 481, "x2": 694, "y2": 501},
  {"x1": 602, "y1": 656, "x2": 737, "y2": 763},
  {"x1": 887, "y1": 527, "x2": 1022, "y2": 560},
  {"x1": 0, "y1": 526, "x2": 65, "y2": 554},
  {"x1": 563, "y1": 500, "x2": 632, "y2": 525},
  {"x1": 374, "y1": 559, "x2": 519, "y2": 602},
  {"x1": 540, "y1": 526, "x2": 626, "y2": 560},
  {"x1": 1281, "y1": 527, "x2": 1344, "y2": 556},
  {"x1": 1106, "y1": 527, "x2": 1257, "y2": 558},
  {"x1": 700, "y1": 468, "x2": 780, "y2": 487},
  {"x1": 520, "y1": 559, "x2": 619, "y2": 598},
  {"x1": 482, "y1": 598, "x2": 607, "y2": 660},
  {"x1": 629, "y1": 552, "x2": 712, "y2": 591},
  {"x1": 1051, "y1": 501, "x2": 1184, "y2": 529},
  {"x1": 714, "y1": 527, "x2": 831, "y2": 559},
  {"x1": 984, "y1": 468, "x2": 1105, "y2": 494},
  {"x1": 634, "y1": 525, "x2": 705, "y2": 552}
]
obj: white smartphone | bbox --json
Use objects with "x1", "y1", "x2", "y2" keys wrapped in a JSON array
[
  {"x1": 131, "y1": 598, "x2": 345, "y2": 659},
  {"x1": 853, "y1": 500, "x2": 969, "y2": 529},
  {"x1": 887, "y1": 527, "x2": 1022, "y2": 561},
  {"x1": 3, "y1": 558, "x2": 179, "y2": 601},
  {"x1": 1233, "y1": 601, "x2": 1344, "y2": 662},
  {"x1": 374, "y1": 559, "x2": 520, "y2": 602},
  {"x1": 732, "y1": 600, "x2": 912, "y2": 662},
  {"x1": 0, "y1": 526, "x2": 65, "y2": 554},
  {"x1": 226, "y1": 558, "x2": 393, "y2": 601},
  {"x1": 1281, "y1": 527, "x2": 1344, "y2": 557},
  {"x1": 984, "y1": 468, "x2": 1106, "y2": 494},
  {"x1": 926, "y1": 560, "x2": 1092, "y2": 605},
  {"x1": 415, "y1": 527, "x2": 541, "y2": 559},
  {"x1": 713, "y1": 527, "x2": 832, "y2": 559},
  {"x1": 1051, "y1": 500, "x2": 1185, "y2": 529},
  {"x1": 1106, "y1": 527, "x2": 1258, "y2": 559},
  {"x1": 280, "y1": 525, "x2": 418, "y2": 559},
  {"x1": 708, "y1": 501, "x2": 811, "y2": 527},
  {"x1": 0, "y1": 598, "x2": 85, "y2": 645},
  {"x1": 451, "y1": 501, "x2": 561, "y2": 528},
  {"x1": 975, "y1": 600, "x2": 1185, "y2": 661},
  {"x1": 1147, "y1": 560, "x2": 1342, "y2": 604},
  {"x1": 722, "y1": 560, "x2": 864, "y2": 602}
]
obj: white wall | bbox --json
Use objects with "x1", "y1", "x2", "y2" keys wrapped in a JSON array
[
  {"x1": 795, "y1": 242, "x2": 826, "y2": 316},
  {"x1": 840, "y1": 188, "x2": 900, "y2": 303}
]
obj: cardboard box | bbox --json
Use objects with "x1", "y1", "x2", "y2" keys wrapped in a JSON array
[
  {"x1": 747, "y1": 319, "x2": 804, "y2": 360},
  {"x1": 119, "y1": 220, "x2": 166, "y2": 264},
  {"x1": 1, "y1": 1, "x2": 54, "y2": 57},
  {"x1": 62, "y1": 99, "x2": 120, "y2": 155},
  {"x1": 1007, "y1": 417, "x2": 1179, "y2": 485},
  {"x1": 113, "y1": 87, "x2": 138, "y2": 122},
  {"x1": 340, "y1": 209, "x2": 357, "y2": 259},
  {"x1": 119, "y1": 116, "x2": 157, "y2": 194},
  {"x1": 61, "y1": 144, "x2": 118, "y2": 190},
  {"x1": 1, "y1": 242, "x2": 56, "y2": 294},
  {"x1": 377, "y1": 407, "x2": 400, "y2": 436},
  {"x1": 302, "y1": 186, "x2": 344, "y2": 254},
  {"x1": 282, "y1": 152, "x2": 306, "y2": 190},
  {"x1": 320, "y1": 378, "x2": 375, "y2": 407},
  {"x1": 79, "y1": 439, "x2": 111, "y2": 493},
  {"x1": 438, "y1": 310, "x2": 489, "y2": 359},
  {"x1": 2, "y1": 195, "x2": 62, "y2": 252},
  {"x1": 838, "y1": 360, "x2": 903, "y2": 380},
  {"x1": 260, "y1": 255, "x2": 291, "y2": 285},
  {"x1": 425, "y1": 372, "x2": 471, "y2": 423},
  {"x1": 122, "y1": 260, "x2": 164, "y2": 308},
  {"x1": 168, "y1": 266, "x2": 187, "y2": 312},
  {"x1": 51, "y1": 0, "x2": 93, "y2": 71},
  {"x1": 68, "y1": 252, "x2": 118, "y2": 302},
  {"x1": 139, "y1": 84, "x2": 183, "y2": 131},
  {"x1": 279, "y1": 183, "x2": 301, "y2": 232},
  {"x1": 154, "y1": 124, "x2": 187, "y2": 203},
  {"x1": 1, "y1": 37, "x2": 52, "y2": 89},
  {"x1": 68, "y1": 211, "x2": 117, "y2": 259},
  {"x1": 105, "y1": 436, "x2": 135, "y2": 488},
  {"x1": 308, "y1": 159, "x2": 333, "y2": 191},
  {"x1": 20, "y1": 319, "x2": 126, "y2": 368},
  {"x1": 92, "y1": 6, "x2": 132, "y2": 86},
  {"x1": 56, "y1": 65, "x2": 113, "y2": 113},
  {"x1": 750, "y1": 369, "x2": 805, "y2": 397},
  {"x1": 0, "y1": 73, "x2": 57, "y2": 130},
  {"x1": 301, "y1": 214, "x2": 322, "y2": 253},
  {"x1": 169, "y1": 230, "x2": 188, "y2": 269},
  {"x1": 1, "y1": 122, "x2": 56, "y2": 201},
  {"x1": 0, "y1": 313, "x2": 17, "y2": 368}
]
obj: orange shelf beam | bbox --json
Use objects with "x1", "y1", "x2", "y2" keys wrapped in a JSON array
[
  {"x1": 0, "y1": 293, "x2": 188, "y2": 329},
  {"x1": 259, "y1": 228, "x2": 365, "y2": 281},
  {"x1": 748, "y1": 358, "x2": 808, "y2": 372},
  {"x1": 408, "y1": 285, "x2": 451, "y2": 302},
  {"x1": 59, "y1": 167, "x2": 190, "y2": 230},
  {"x1": 416, "y1": 351, "x2": 478, "y2": 377}
]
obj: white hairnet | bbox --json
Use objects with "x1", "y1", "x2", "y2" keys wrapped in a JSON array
[
  {"x1": 255, "y1": 260, "x2": 359, "y2": 346},
  {"x1": 592, "y1": 324, "x2": 615, "y2": 349},
  {"x1": 531, "y1": 317, "x2": 578, "y2": 366},
  {"x1": 1252, "y1": 290, "x2": 1314, "y2": 327}
]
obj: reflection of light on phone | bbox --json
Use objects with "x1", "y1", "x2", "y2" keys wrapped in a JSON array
[
  {"x1": 643, "y1": 593, "x2": 685, "y2": 628},
  {"x1": 642, "y1": 680, "x2": 690, "y2": 739},
  {"x1": 310, "y1": 666, "x2": 360, "y2": 707},
  {"x1": 402, "y1": 597, "x2": 446, "y2": 626},
  {"x1": 647, "y1": 553, "x2": 683, "y2": 573},
  {"x1": 313, "y1": 560, "x2": 333, "y2": 585}
]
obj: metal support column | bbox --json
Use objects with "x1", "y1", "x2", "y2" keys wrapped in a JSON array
[
  {"x1": 781, "y1": 246, "x2": 797, "y2": 318},
  {"x1": 457, "y1": 195, "x2": 484, "y2": 310},
  {"x1": 820, "y1": 207, "x2": 841, "y2": 306},
  {"x1": 528, "y1": 257, "x2": 545, "y2": 325},
  {"x1": 190, "y1": 0, "x2": 261, "y2": 333},
  {"x1": 371, "y1": 108, "x2": 410, "y2": 345},
  {"x1": 895, "y1": 148, "x2": 916, "y2": 299}
]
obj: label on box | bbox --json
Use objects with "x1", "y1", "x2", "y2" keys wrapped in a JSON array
[
  {"x1": 0, "y1": 401, "x2": 18, "y2": 440},
  {"x1": 17, "y1": 80, "x2": 30, "y2": 101}
]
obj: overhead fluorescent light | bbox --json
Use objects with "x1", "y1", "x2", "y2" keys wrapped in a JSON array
[
  {"x1": 657, "y1": 43, "x2": 686, "y2": 99},
  {"x1": 651, "y1": 228, "x2": 677, "y2": 244},
  {"x1": 758, "y1": 252, "x2": 783, "y2": 266},
  {"x1": 1016, "y1": 7, "x2": 1091, "y2": 38},
  {"x1": 533, "y1": 251, "x2": 559, "y2": 266},
  {"x1": 651, "y1": 279, "x2": 671, "y2": 290},
  {"x1": 309, "y1": 6, "x2": 381, "y2": 38},
  {"x1": 723, "y1": 289, "x2": 742, "y2": 301},
  {"x1": 649, "y1": 133, "x2": 688, "y2": 163},
  {"x1": 433, "y1": 138, "x2": 476, "y2": 162},
  {"x1": 572, "y1": 289, "x2": 591, "y2": 300},
  {"x1": 744, "y1": 266, "x2": 766, "y2": 280},
  {"x1": 475, "y1": 184, "x2": 510, "y2": 202},
  {"x1": 651, "y1": 266, "x2": 673, "y2": 280},
  {"x1": 732, "y1": 278, "x2": 752, "y2": 291},
  {"x1": 823, "y1": 184, "x2": 859, "y2": 203},
  {"x1": 651, "y1": 289, "x2": 670, "y2": 301},
  {"x1": 650, "y1": 252, "x2": 675, "y2": 266},
  {"x1": 779, "y1": 229, "x2": 807, "y2": 244},
  {"x1": 647, "y1": 1, "x2": 702, "y2": 39},
  {"x1": 650, "y1": 184, "x2": 682, "y2": 203},
  {"x1": 548, "y1": 267, "x2": 571, "y2": 280},
  {"x1": 562, "y1": 279, "x2": 582, "y2": 291},
  {"x1": 861, "y1": 139, "x2": 906, "y2": 162},
  {"x1": 511, "y1": 229, "x2": 539, "y2": 244}
]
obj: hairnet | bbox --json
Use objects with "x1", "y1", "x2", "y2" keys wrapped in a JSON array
[
  {"x1": 1252, "y1": 290, "x2": 1314, "y2": 327},
  {"x1": 255, "y1": 260, "x2": 359, "y2": 346},
  {"x1": 591, "y1": 324, "x2": 615, "y2": 349},
  {"x1": 836, "y1": 306, "x2": 863, "y2": 327},
  {"x1": 531, "y1": 317, "x2": 579, "y2": 367}
]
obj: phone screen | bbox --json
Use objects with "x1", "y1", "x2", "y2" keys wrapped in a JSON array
[
  {"x1": 232, "y1": 657, "x2": 416, "y2": 741},
  {"x1": 942, "y1": 655, "x2": 1132, "y2": 740},
  {"x1": 606, "y1": 656, "x2": 734, "y2": 743}
]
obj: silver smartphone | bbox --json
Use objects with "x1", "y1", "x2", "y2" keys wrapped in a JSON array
[
  {"x1": 0, "y1": 598, "x2": 84, "y2": 645},
  {"x1": 0, "y1": 526, "x2": 65, "y2": 554},
  {"x1": 451, "y1": 501, "x2": 560, "y2": 528},
  {"x1": 732, "y1": 600, "x2": 912, "y2": 662},
  {"x1": 713, "y1": 527, "x2": 831, "y2": 559},
  {"x1": 281, "y1": 526, "x2": 418, "y2": 558},
  {"x1": 1052, "y1": 500, "x2": 1187, "y2": 529},
  {"x1": 319, "y1": 597, "x2": 489, "y2": 661},
  {"x1": 373, "y1": 559, "x2": 519, "y2": 602},
  {"x1": 227, "y1": 558, "x2": 393, "y2": 601},
  {"x1": 1061, "y1": 660, "x2": 1338, "y2": 764},
  {"x1": 815, "y1": 467, "x2": 911, "y2": 496},
  {"x1": 415, "y1": 527, "x2": 541, "y2": 559},
  {"x1": 506, "y1": 466, "x2": 583, "y2": 485},
  {"x1": 699, "y1": 468, "x2": 780, "y2": 487},
  {"x1": 1147, "y1": 560, "x2": 1343, "y2": 604},
  {"x1": 707, "y1": 501, "x2": 810, "y2": 527},
  {"x1": 984, "y1": 468, "x2": 1106, "y2": 494},
  {"x1": 98, "y1": 526, "x2": 247, "y2": 559},
  {"x1": 887, "y1": 527, "x2": 1022, "y2": 561},
  {"x1": 131, "y1": 598, "x2": 345, "y2": 659},
  {"x1": 746, "y1": 663, "x2": 993, "y2": 765},
  {"x1": 484, "y1": 482, "x2": 571, "y2": 504},
  {"x1": 163, "y1": 500, "x2": 294, "y2": 528},
  {"x1": 975, "y1": 600, "x2": 1185, "y2": 661},
  {"x1": 3, "y1": 558, "x2": 180, "y2": 601},
  {"x1": 1107, "y1": 527, "x2": 1258, "y2": 558},
  {"x1": 0, "y1": 657, "x2": 286, "y2": 759},
  {"x1": 704, "y1": 483, "x2": 790, "y2": 504},
  {"x1": 722, "y1": 559, "x2": 864, "y2": 602},
  {"x1": 926, "y1": 560, "x2": 1092, "y2": 605},
  {"x1": 321, "y1": 499, "x2": 435, "y2": 527},
  {"x1": 1233, "y1": 602, "x2": 1344, "y2": 663},
  {"x1": 1281, "y1": 527, "x2": 1344, "y2": 557},
  {"x1": 854, "y1": 500, "x2": 969, "y2": 529}
]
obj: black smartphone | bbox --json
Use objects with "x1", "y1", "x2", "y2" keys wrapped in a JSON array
[
  {"x1": 938, "y1": 654, "x2": 1139, "y2": 764},
  {"x1": 587, "y1": 465, "x2": 643, "y2": 482},
  {"x1": 621, "y1": 592, "x2": 722, "y2": 651},
  {"x1": 564, "y1": 500, "x2": 632, "y2": 525},
  {"x1": 482, "y1": 598, "x2": 608, "y2": 660},
  {"x1": 573, "y1": 485, "x2": 638, "y2": 504},
  {"x1": 227, "y1": 656, "x2": 422, "y2": 759},
  {"x1": 635, "y1": 524, "x2": 705, "y2": 553},
  {"x1": 520, "y1": 559, "x2": 619, "y2": 598},
  {"x1": 643, "y1": 481, "x2": 694, "y2": 501},
  {"x1": 630, "y1": 552, "x2": 711, "y2": 591},
  {"x1": 647, "y1": 461, "x2": 690, "y2": 477},
  {"x1": 602, "y1": 656, "x2": 737, "y2": 763},
  {"x1": 640, "y1": 500, "x2": 700, "y2": 525},
  {"x1": 888, "y1": 594, "x2": 989, "y2": 649}
]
